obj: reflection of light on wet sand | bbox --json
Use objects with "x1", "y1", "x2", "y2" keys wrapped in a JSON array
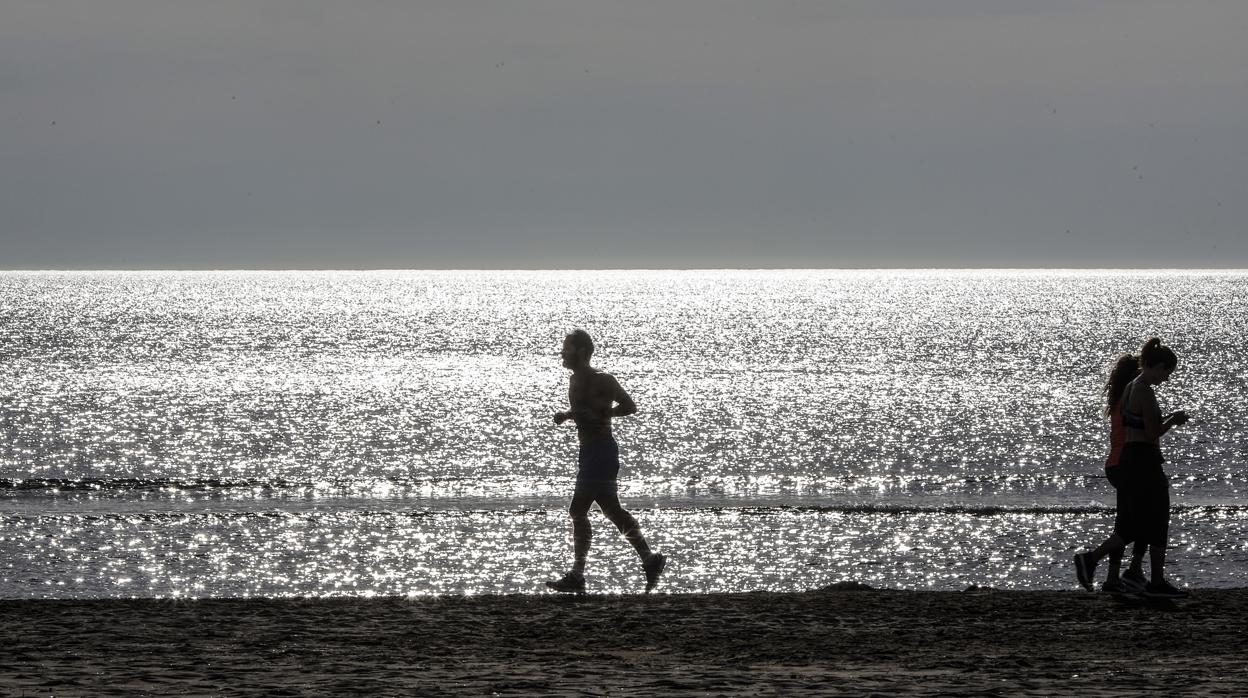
[{"x1": 7, "y1": 506, "x2": 1247, "y2": 598}]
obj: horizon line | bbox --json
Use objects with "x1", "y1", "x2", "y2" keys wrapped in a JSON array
[{"x1": 3, "y1": 266, "x2": 1248, "y2": 273}]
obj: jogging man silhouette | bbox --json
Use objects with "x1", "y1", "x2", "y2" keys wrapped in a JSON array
[{"x1": 546, "y1": 329, "x2": 666, "y2": 594}]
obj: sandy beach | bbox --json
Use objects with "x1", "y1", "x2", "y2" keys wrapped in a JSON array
[{"x1": 3, "y1": 587, "x2": 1245, "y2": 696}]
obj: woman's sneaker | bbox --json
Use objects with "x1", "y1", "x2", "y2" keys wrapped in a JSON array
[
  {"x1": 1101, "y1": 578, "x2": 1126, "y2": 594},
  {"x1": 1141, "y1": 579, "x2": 1190, "y2": 599},
  {"x1": 546, "y1": 571, "x2": 586, "y2": 595},
  {"x1": 1120, "y1": 569, "x2": 1148, "y2": 593}
]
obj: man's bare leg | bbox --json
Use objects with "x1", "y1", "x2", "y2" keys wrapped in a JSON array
[
  {"x1": 546, "y1": 487, "x2": 594, "y2": 594},
  {"x1": 599, "y1": 493, "x2": 665, "y2": 592}
]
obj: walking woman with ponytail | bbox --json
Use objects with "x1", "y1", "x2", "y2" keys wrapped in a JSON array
[{"x1": 1073, "y1": 353, "x2": 1150, "y2": 593}]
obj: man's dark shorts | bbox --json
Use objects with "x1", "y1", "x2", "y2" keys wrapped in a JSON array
[{"x1": 576, "y1": 436, "x2": 620, "y2": 499}]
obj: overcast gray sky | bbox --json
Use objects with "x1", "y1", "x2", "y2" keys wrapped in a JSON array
[{"x1": 3, "y1": 1, "x2": 1245, "y2": 268}]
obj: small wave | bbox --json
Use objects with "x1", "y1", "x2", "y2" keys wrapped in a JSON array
[
  {"x1": 734, "y1": 503, "x2": 1248, "y2": 516},
  {"x1": 4, "y1": 502, "x2": 1246, "y2": 524},
  {"x1": 0, "y1": 476, "x2": 487, "y2": 494},
  {"x1": 0, "y1": 475, "x2": 539, "y2": 501},
  {"x1": 0, "y1": 477, "x2": 315, "y2": 492}
]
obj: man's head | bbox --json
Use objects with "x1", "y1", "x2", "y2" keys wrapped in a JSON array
[{"x1": 561, "y1": 329, "x2": 594, "y2": 369}]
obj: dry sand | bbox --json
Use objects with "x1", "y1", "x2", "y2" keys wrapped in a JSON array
[{"x1": 3, "y1": 588, "x2": 1246, "y2": 696}]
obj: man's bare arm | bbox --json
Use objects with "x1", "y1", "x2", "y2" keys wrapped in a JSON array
[{"x1": 609, "y1": 375, "x2": 637, "y2": 417}]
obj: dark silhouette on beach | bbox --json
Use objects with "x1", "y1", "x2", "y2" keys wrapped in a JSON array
[
  {"x1": 1077, "y1": 338, "x2": 1189, "y2": 599},
  {"x1": 546, "y1": 329, "x2": 666, "y2": 594}
]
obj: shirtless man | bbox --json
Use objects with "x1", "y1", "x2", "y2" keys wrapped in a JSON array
[{"x1": 546, "y1": 329, "x2": 666, "y2": 594}]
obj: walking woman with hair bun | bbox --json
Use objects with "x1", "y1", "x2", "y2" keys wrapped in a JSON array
[
  {"x1": 1074, "y1": 352, "x2": 1149, "y2": 593},
  {"x1": 1114, "y1": 338, "x2": 1190, "y2": 598}
]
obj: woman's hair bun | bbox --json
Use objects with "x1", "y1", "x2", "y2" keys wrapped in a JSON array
[{"x1": 1138, "y1": 337, "x2": 1177, "y2": 369}]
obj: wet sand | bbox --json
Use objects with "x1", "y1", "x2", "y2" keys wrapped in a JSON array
[{"x1": 3, "y1": 588, "x2": 1246, "y2": 696}]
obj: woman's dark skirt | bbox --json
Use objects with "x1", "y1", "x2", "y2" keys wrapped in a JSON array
[{"x1": 1114, "y1": 442, "x2": 1170, "y2": 546}]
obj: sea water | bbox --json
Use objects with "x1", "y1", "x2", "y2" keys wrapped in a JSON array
[{"x1": 1, "y1": 270, "x2": 1245, "y2": 598}]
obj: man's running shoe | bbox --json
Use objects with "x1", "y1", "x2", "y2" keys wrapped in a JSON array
[
  {"x1": 1141, "y1": 579, "x2": 1190, "y2": 599},
  {"x1": 1121, "y1": 568, "x2": 1148, "y2": 593},
  {"x1": 644, "y1": 553, "x2": 666, "y2": 593},
  {"x1": 1101, "y1": 578, "x2": 1126, "y2": 594},
  {"x1": 545, "y1": 571, "x2": 586, "y2": 595},
  {"x1": 1074, "y1": 552, "x2": 1097, "y2": 591}
]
